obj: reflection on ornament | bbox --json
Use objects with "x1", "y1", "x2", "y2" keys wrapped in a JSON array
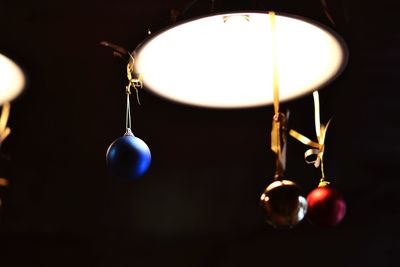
[
  {"x1": 260, "y1": 180, "x2": 307, "y2": 228},
  {"x1": 306, "y1": 186, "x2": 346, "y2": 226},
  {"x1": 106, "y1": 129, "x2": 151, "y2": 180}
]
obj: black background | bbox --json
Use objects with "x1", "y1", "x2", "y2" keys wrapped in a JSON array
[{"x1": 0, "y1": 0, "x2": 399, "y2": 266}]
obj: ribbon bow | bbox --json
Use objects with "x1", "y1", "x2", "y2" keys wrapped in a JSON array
[
  {"x1": 271, "y1": 112, "x2": 289, "y2": 178},
  {"x1": 289, "y1": 91, "x2": 331, "y2": 186}
]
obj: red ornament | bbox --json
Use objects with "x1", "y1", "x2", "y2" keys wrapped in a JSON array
[{"x1": 306, "y1": 186, "x2": 346, "y2": 227}]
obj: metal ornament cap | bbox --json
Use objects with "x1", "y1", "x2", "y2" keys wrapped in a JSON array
[
  {"x1": 106, "y1": 132, "x2": 151, "y2": 180},
  {"x1": 260, "y1": 180, "x2": 308, "y2": 228}
]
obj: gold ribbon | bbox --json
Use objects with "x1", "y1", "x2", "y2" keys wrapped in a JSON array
[
  {"x1": 269, "y1": 11, "x2": 288, "y2": 179},
  {"x1": 289, "y1": 91, "x2": 331, "y2": 186},
  {"x1": 0, "y1": 103, "x2": 11, "y2": 188},
  {"x1": 126, "y1": 56, "x2": 143, "y2": 105},
  {"x1": 100, "y1": 41, "x2": 143, "y2": 102},
  {"x1": 0, "y1": 102, "x2": 11, "y2": 146},
  {"x1": 270, "y1": 11, "x2": 279, "y2": 116},
  {"x1": 271, "y1": 112, "x2": 288, "y2": 178},
  {"x1": 127, "y1": 62, "x2": 143, "y2": 91}
]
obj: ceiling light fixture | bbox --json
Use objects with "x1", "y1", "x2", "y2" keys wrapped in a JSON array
[
  {"x1": 133, "y1": 11, "x2": 348, "y2": 108},
  {"x1": 0, "y1": 53, "x2": 25, "y2": 104}
]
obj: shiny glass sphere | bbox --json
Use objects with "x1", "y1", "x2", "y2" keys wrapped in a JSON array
[{"x1": 260, "y1": 180, "x2": 307, "y2": 228}]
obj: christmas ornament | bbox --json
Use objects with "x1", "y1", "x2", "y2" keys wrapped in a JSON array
[
  {"x1": 106, "y1": 129, "x2": 151, "y2": 180},
  {"x1": 260, "y1": 180, "x2": 307, "y2": 228},
  {"x1": 306, "y1": 186, "x2": 346, "y2": 226},
  {"x1": 290, "y1": 91, "x2": 346, "y2": 226},
  {"x1": 260, "y1": 12, "x2": 307, "y2": 228},
  {"x1": 103, "y1": 42, "x2": 151, "y2": 180}
]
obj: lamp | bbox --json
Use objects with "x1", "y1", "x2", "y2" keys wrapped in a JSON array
[
  {"x1": 0, "y1": 53, "x2": 25, "y2": 104},
  {"x1": 133, "y1": 11, "x2": 348, "y2": 108}
]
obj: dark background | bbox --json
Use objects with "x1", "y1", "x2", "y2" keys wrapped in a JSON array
[{"x1": 0, "y1": 0, "x2": 399, "y2": 266}]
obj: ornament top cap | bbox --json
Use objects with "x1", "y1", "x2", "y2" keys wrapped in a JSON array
[{"x1": 124, "y1": 128, "x2": 134, "y2": 136}]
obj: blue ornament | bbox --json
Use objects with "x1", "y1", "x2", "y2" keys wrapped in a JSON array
[{"x1": 106, "y1": 130, "x2": 151, "y2": 179}]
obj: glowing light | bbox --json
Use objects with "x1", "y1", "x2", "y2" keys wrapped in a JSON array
[
  {"x1": 134, "y1": 12, "x2": 348, "y2": 108},
  {"x1": 0, "y1": 53, "x2": 25, "y2": 103}
]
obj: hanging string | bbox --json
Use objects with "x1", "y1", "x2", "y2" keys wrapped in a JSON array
[
  {"x1": 313, "y1": 91, "x2": 321, "y2": 138},
  {"x1": 125, "y1": 85, "x2": 132, "y2": 132},
  {"x1": 0, "y1": 102, "x2": 11, "y2": 149},
  {"x1": 0, "y1": 102, "x2": 11, "y2": 188},
  {"x1": 100, "y1": 41, "x2": 143, "y2": 134},
  {"x1": 124, "y1": 59, "x2": 143, "y2": 135},
  {"x1": 320, "y1": 0, "x2": 336, "y2": 27},
  {"x1": 269, "y1": 11, "x2": 287, "y2": 179},
  {"x1": 289, "y1": 91, "x2": 332, "y2": 187},
  {"x1": 270, "y1": 11, "x2": 279, "y2": 116},
  {"x1": 313, "y1": 91, "x2": 325, "y2": 182}
]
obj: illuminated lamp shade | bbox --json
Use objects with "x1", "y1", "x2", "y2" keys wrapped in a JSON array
[
  {"x1": 0, "y1": 53, "x2": 25, "y2": 103},
  {"x1": 134, "y1": 12, "x2": 348, "y2": 108}
]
